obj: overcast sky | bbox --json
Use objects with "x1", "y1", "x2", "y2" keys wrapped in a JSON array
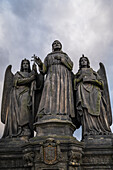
[{"x1": 0, "y1": 0, "x2": 113, "y2": 140}]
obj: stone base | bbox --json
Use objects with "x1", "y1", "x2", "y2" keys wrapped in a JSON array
[
  {"x1": 0, "y1": 136, "x2": 83, "y2": 170},
  {"x1": 82, "y1": 135, "x2": 113, "y2": 170},
  {"x1": 23, "y1": 135, "x2": 83, "y2": 170},
  {"x1": 34, "y1": 119, "x2": 76, "y2": 137},
  {"x1": 0, "y1": 119, "x2": 83, "y2": 170},
  {"x1": 0, "y1": 123, "x2": 113, "y2": 169},
  {"x1": 30, "y1": 119, "x2": 83, "y2": 169},
  {"x1": 0, "y1": 138, "x2": 27, "y2": 170}
]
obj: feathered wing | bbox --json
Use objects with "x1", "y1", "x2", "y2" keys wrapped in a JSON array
[
  {"x1": 1, "y1": 65, "x2": 14, "y2": 124},
  {"x1": 97, "y1": 62, "x2": 112, "y2": 126}
]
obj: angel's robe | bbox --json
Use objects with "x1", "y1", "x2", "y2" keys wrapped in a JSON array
[
  {"x1": 2, "y1": 71, "x2": 34, "y2": 138},
  {"x1": 36, "y1": 51, "x2": 75, "y2": 121},
  {"x1": 74, "y1": 68, "x2": 111, "y2": 138}
]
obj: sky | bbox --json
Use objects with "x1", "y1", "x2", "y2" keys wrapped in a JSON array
[{"x1": 0, "y1": 0, "x2": 113, "y2": 140}]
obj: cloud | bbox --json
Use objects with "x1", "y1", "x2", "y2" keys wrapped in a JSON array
[
  {"x1": 111, "y1": 124, "x2": 113, "y2": 132},
  {"x1": 0, "y1": 0, "x2": 113, "y2": 139}
]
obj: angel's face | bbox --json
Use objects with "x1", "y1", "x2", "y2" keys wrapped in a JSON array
[
  {"x1": 80, "y1": 57, "x2": 88, "y2": 68},
  {"x1": 22, "y1": 60, "x2": 29, "y2": 72}
]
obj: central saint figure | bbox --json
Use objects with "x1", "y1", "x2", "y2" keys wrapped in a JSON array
[{"x1": 34, "y1": 40, "x2": 75, "y2": 121}]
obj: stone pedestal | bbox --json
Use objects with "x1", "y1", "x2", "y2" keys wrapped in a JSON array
[
  {"x1": 22, "y1": 118, "x2": 83, "y2": 170},
  {"x1": 23, "y1": 136, "x2": 83, "y2": 170},
  {"x1": 34, "y1": 119, "x2": 76, "y2": 137},
  {"x1": 0, "y1": 118, "x2": 83, "y2": 170},
  {"x1": 82, "y1": 135, "x2": 113, "y2": 170},
  {"x1": 0, "y1": 118, "x2": 113, "y2": 169}
]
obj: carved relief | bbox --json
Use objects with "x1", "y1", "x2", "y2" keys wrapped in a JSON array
[
  {"x1": 68, "y1": 150, "x2": 81, "y2": 167},
  {"x1": 35, "y1": 138, "x2": 64, "y2": 165},
  {"x1": 44, "y1": 144, "x2": 57, "y2": 164},
  {"x1": 23, "y1": 152, "x2": 35, "y2": 167}
]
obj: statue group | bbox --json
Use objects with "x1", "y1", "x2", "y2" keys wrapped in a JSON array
[{"x1": 1, "y1": 40, "x2": 112, "y2": 141}]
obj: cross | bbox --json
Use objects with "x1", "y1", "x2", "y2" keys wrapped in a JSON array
[{"x1": 31, "y1": 54, "x2": 37, "y2": 62}]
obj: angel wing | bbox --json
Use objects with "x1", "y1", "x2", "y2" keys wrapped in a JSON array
[
  {"x1": 1, "y1": 65, "x2": 14, "y2": 124},
  {"x1": 97, "y1": 62, "x2": 112, "y2": 126}
]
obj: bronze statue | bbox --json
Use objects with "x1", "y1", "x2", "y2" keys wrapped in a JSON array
[
  {"x1": 1, "y1": 59, "x2": 43, "y2": 140},
  {"x1": 74, "y1": 55, "x2": 112, "y2": 139},
  {"x1": 1, "y1": 42, "x2": 112, "y2": 142},
  {"x1": 33, "y1": 40, "x2": 75, "y2": 121}
]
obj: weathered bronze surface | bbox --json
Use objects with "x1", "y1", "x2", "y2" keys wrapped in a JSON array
[
  {"x1": 74, "y1": 55, "x2": 112, "y2": 139},
  {"x1": 33, "y1": 40, "x2": 75, "y2": 122},
  {"x1": 1, "y1": 58, "x2": 43, "y2": 140},
  {"x1": 0, "y1": 43, "x2": 113, "y2": 169}
]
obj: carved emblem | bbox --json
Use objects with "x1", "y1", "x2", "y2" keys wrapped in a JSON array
[
  {"x1": 44, "y1": 144, "x2": 57, "y2": 164},
  {"x1": 33, "y1": 138, "x2": 64, "y2": 164},
  {"x1": 39, "y1": 138, "x2": 63, "y2": 165}
]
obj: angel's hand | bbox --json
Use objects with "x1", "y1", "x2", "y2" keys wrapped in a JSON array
[
  {"x1": 36, "y1": 57, "x2": 43, "y2": 67},
  {"x1": 32, "y1": 55, "x2": 42, "y2": 67},
  {"x1": 32, "y1": 63, "x2": 37, "y2": 73}
]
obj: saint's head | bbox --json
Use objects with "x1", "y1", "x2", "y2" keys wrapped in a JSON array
[{"x1": 52, "y1": 40, "x2": 62, "y2": 52}]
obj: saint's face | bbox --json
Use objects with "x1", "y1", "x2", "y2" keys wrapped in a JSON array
[
  {"x1": 22, "y1": 60, "x2": 29, "y2": 71},
  {"x1": 80, "y1": 57, "x2": 88, "y2": 68},
  {"x1": 52, "y1": 41, "x2": 61, "y2": 51}
]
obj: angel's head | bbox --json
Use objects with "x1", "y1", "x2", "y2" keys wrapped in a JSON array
[
  {"x1": 20, "y1": 58, "x2": 31, "y2": 72},
  {"x1": 79, "y1": 54, "x2": 90, "y2": 69}
]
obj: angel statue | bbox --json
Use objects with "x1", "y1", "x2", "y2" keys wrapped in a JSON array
[
  {"x1": 74, "y1": 55, "x2": 112, "y2": 139},
  {"x1": 1, "y1": 58, "x2": 43, "y2": 140},
  {"x1": 32, "y1": 40, "x2": 75, "y2": 122}
]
